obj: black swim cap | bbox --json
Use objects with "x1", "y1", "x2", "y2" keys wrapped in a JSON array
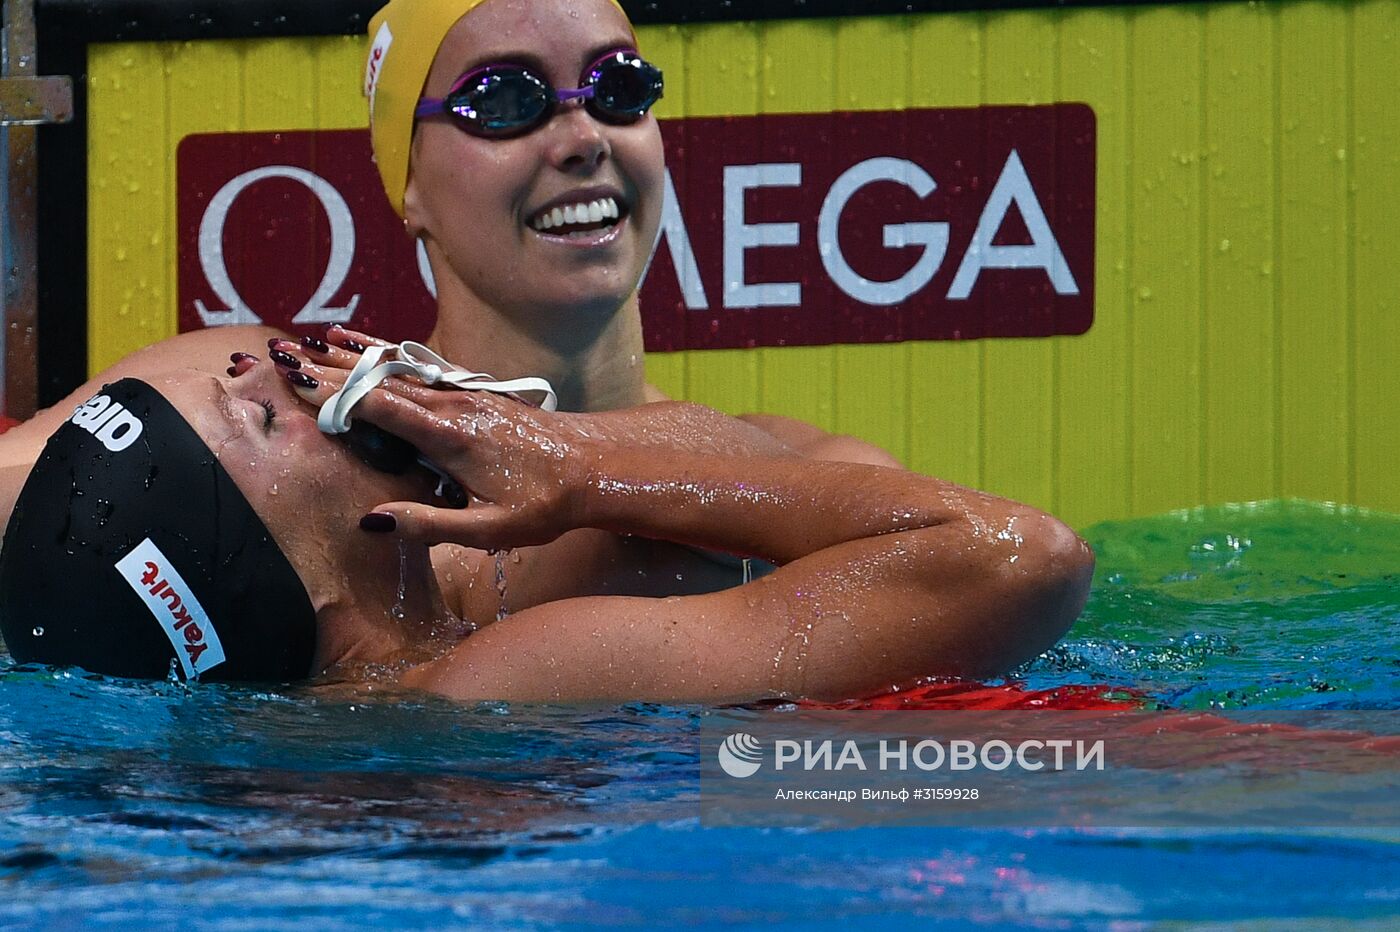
[{"x1": 0, "y1": 379, "x2": 317, "y2": 682}]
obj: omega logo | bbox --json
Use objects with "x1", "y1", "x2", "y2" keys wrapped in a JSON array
[
  {"x1": 194, "y1": 165, "x2": 363, "y2": 328},
  {"x1": 655, "y1": 149, "x2": 1079, "y2": 311},
  {"x1": 177, "y1": 106, "x2": 1093, "y2": 350}
]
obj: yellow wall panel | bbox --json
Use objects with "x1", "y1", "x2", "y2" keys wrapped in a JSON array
[
  {"x1": 1352, "y1": 0, "x2": 1400, "y2": 515},
  {"x1": 83, "y1": 1, "x2": 1400, "y2": 529},
  {"x1": 243, "y1": 39, "x2": 316, "y2": 129},
  {"x1": 1278, "y1": 2, "x2": 1352, "y2": 503},
  {"x1": 88, "y1": 43, "x2": 173, "y2": 370},
  {"x1": 1128, "y1": 6, "x2": 1204, "y2": 517},
  {"x1": 1202, "y1": 3, "x2": 1276, "y2": 504},
  {"x1": 1055, "y1": 9, "x2": 1131, "y2": 522}
]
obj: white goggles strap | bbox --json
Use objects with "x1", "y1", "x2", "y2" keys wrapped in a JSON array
[{"x1": 316, "y1": 340, "x2": 558, "y2": 436}]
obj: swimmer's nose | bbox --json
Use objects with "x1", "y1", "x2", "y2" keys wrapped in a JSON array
[{"x1": 547, "y1": 103, "x2": 610, "y2": 172}]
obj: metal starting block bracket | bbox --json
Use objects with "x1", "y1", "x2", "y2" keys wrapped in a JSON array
[{"x1": 0, "y1": 73, "x2": 72, "y2": 125}]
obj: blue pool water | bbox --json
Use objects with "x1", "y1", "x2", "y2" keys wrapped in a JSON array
[{"x1": 2, "y1": 500, "x2": 1397, "y2": 928}]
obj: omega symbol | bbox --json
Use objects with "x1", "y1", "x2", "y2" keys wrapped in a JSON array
[{"x1": 195, "y1": 165, "x2": 362, "y2": 328}]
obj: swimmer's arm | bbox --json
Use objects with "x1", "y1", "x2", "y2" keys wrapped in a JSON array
[
  {"x1": 401, "y1": 451, "x2": 1093, "y2": 703},
  {"x1": 737, "y1": 413, "x2": 903, "y2": 468}
]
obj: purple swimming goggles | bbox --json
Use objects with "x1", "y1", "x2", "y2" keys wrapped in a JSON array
[{"x1": 415, "y1": 48, "x2": 664, "y2": 139}]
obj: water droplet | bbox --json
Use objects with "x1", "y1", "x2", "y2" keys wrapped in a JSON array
[
  {"x1": 31, "y1": 626, "x2": 44, "y2": 637},
  {"x1": 390, "y1": 540, "x2": 409, "y2": 620},
  {"x1": 495, "y1": 552, "x2": 510, "y2": 622}
]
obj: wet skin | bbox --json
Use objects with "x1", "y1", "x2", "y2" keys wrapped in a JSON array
[
  {"x1": 0, "y1": 0, "x2": 1091, "y2": 699},
  {"x1": 219, "y1": 346, "x2": 1094, "y2": 702}
]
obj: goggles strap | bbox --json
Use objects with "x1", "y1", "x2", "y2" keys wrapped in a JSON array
[
  {"x1": 316, "y1": 341, "x2": 559, "y2": 502},
  {"x1": 317, "y1": 340, "x2": 558, "y2": 436}
]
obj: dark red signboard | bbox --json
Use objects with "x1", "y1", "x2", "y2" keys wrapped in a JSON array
[{"x1": 176, "y1": 104, "x2": 1095, "y2": 350}]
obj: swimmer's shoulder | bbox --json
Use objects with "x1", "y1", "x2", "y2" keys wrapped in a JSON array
[
  {"x1": 1, "y1": 323, "x2": 285, "y2": 454},
  {"x1": 742, "y1": 413, "x2": 902, "y2": 468},
  {"x1": 0, "y1": 324, "x2": 287, "y2": 521},
  {"x1": 104, "y1": 324, "x2": 288, "y2": 379},
  {"x1": 644, "y1": 384, "x2": 900, "y2": 467}
]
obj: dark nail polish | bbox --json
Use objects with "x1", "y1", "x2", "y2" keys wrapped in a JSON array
[
  {"x1": 343, "y1": 338, "x2": 368, "y2": 354},
  {"x1": 226, "y1": 366, "x2": 238, "y2": 377},
  {"x1": 284, "y1": 369, "x2": 319, "y2": 389},
  {"x1": 267, "y1": 337, "x2": 283, "y2": 349},
  {"x1": 300, "y1": 335, "x2": 329, "y2": 353},
  {"x1": 360, "y1": 512, "x2": 397, "y2": 533},
  {"x1": 230, "y1": 352, "x2": 258, "y2": 364},
  {"x1": 269, "y1": 348, "x2": 301, "y2": 369}
]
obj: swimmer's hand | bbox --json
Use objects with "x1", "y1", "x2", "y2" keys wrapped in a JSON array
[{"x1": 273, "y1": 341, "x2": 590, "y2": 549}]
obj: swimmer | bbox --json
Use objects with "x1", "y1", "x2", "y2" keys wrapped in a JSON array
[
  {"x1": 0, "y1": 0, "x2": 888, "y2": 497},
  {"x1": 0, "y1": 364, "x2": 1092, "y2": 701},
  {"x1": 0, "y1": 0, "x2": 1089, "y2": 648}
]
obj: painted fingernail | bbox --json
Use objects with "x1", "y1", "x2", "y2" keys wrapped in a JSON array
[
  {"x1": 269, "y1": 348, "x2": 301, "y2": 369},
  {"x1": 230, "y1": 352, "x2": 258, "y2": 364},
  {"x1": 300, "y1": 335, "x2": 329, "y2": 353},
  {"x1": 267, "y1": 337, "x2": 284, "y2": 349},
  {"x1": 226, "y1": 366, "x2": 238, "y2": 377},
  {"x1": 284, "y1": 369, "x2": 318, "y2": 389},
  {"x1": 360, "y1": 512, "x2": 397, "y2": 533},
  {"x1": 343, "y1": 338, "x2": 368, "y2": 354}
]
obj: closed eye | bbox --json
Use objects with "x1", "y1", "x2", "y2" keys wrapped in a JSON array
[{"x1": 258, "y1": 398, "x2": 277, "y2": 431}]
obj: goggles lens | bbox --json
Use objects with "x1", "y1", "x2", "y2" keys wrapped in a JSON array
[{"x1": 416, "y1": 50, "x2": 664, "y2": 138}]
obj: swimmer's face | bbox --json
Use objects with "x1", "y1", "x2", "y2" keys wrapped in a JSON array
[
  {"x1": 154, "y1": 366, "x2": 433, "y2": 592},
  {"x1": 404, "y1": 0, "x2": 664, "y2": 326}
]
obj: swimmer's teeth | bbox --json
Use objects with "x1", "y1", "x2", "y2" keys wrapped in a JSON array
[{"x1": 531, "y1": 197, "x2": 621, "y2": 233}]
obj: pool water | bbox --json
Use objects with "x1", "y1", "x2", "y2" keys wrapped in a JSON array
[{"x1": 1, "y1": 499, "x2": 1397, "y2": 928}]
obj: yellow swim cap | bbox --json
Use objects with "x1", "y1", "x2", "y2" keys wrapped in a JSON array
[{"x1": 365, "y1": 0, "x2": 630, "y2": 217}]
